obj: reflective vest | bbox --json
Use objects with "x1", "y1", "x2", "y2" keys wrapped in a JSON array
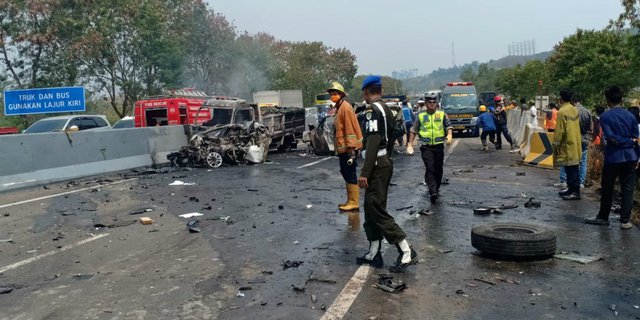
[{"x1": 418, "y1": 110, "x2": 446, "y2": 145}]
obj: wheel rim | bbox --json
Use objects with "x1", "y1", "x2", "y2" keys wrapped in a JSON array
[{"x1": 206, "y1": 151, "x2": 223, "y2": 168}]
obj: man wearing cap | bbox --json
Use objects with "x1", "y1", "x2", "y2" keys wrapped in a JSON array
[
  {"x1": 406, "y1": 93, "x2": 453, "y2": 203},
  {"x1": 328, "y1": 82, "x2": 363, "y2": 211},
  {"x1": 356, "y1": 75, "x2": 417, "y2": 273}
]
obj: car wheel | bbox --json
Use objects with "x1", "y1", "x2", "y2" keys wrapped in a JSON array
[
  {"x1": 206, "y1": 151, "x2": 223, "y2": 168},
  {"x1": 471, "y1": 223, "x2": 556, "y2": 260},
  {"x1": 175, "y1": 155, "x2": 191, "y2": 167}
]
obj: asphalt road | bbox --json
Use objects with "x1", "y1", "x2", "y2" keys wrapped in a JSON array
[{"x1": 0, "y1": 136, "x2": 639, "y2": 320}]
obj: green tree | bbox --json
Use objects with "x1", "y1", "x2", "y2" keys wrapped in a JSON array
[{"x1": 548, "y1": 29, "x2": 637, "y2": 106}]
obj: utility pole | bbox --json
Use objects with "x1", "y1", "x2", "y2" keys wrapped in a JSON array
[{"x1": 451, "y1": 42, "x2": 455, "y2": 67}]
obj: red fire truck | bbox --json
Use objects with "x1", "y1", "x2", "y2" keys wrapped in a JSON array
[{"x1": 133, "y1": 89, "x2": 212, "y2": 127}]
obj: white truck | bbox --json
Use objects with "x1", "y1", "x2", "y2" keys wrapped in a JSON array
[{"x1": 252, "y1": 90, "x2": 304, "y2": 108}]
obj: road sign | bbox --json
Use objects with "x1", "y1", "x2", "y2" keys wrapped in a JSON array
[{"x1": 3, "y1": 86, "x2": 86, "y2": 116}]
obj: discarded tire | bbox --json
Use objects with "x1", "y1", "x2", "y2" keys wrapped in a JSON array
[{"x1": 471, "y1": 223, "x2": 556, "y2": 259}]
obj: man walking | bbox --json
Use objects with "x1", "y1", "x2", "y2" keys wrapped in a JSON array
[
  {"x1": 475, "y1": 105, "x2": 497, "y2": 151},
  {"x1": 554, "y1": 90, "x2": 582, "y2": 200},
  {"x1": 585, "y1": 86, "x2": 640, "y2": 229},
  {"x1": 406, "y1": 93, "x2": 453, "y2": 204},
  {"x1": 356, "y1": 76, "x2": 417, "y2": 272},
  {"x1": 493, "y1": 104, "x2": 515, "y2": 150},
  {"x1": 328, "y1": 82, "x2": 363, "y2": 211}
]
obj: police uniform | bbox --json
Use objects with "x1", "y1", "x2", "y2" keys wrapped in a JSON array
[
  {"x1": 411, "y1": 109, "x2": 450, "y2": 200},
  {"x1": 360, "y1": 98, "x2": 407, "y2": 245}
]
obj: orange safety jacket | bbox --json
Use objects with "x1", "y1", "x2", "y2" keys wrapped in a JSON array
[{"x1": 335, "y1": 99, "x2": 363, "y2": 154}]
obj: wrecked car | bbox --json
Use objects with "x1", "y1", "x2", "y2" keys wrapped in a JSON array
[{"x1": 167, "y1": 121, "x2": 272, "y2": 168}]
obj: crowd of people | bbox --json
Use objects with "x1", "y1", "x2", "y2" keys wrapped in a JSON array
[{"x1": 328, "y1": 79, "x2": 640, "y2": 275}]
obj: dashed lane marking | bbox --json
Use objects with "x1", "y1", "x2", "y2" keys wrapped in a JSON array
[
  {"x1": 0, "y1": 233, "x2": 110, "y2": 274},
  {"x1": 0, "y1": 178, "x2": 138, "y2": 209},
  {"x1": 297, "y1": 157, "x2": 332, "y2": 169},
  {"x1": 321, "y1": 140, "x2": 460, "y2": 319}
]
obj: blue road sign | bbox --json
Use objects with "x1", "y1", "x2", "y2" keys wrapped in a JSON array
[{"x1": 3, "y1": 87, "x2": 86, "y2": 116}]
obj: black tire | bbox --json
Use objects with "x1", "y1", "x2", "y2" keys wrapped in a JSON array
[{"x1": 471, "y1": 223, "x2": 556, "y2": 260}]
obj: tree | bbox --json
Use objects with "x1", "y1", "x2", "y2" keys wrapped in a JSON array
[
  {"x1": 612, "y1": 0, "x2": 640, "y2": 29},
  {"x1": 548, "y1": 29, "x2": 637, "y2": 106}
]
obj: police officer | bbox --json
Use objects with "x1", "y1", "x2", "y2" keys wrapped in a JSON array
[
  {"x1": 406, "y1": 93, "x2": 453, "y2": 203},
  {"x1": 356, "y1": 75, "x2": 417, "y2": 273}
]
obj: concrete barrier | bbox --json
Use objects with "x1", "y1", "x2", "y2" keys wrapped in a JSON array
[
  {"x1": 523, "y1": 132, "x2": 555, "y2": 169},
  {"x1": 0, "y1": 126, "x2": 189, "y2": 192}
]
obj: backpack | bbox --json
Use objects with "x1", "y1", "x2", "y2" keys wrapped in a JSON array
[{"x1": 387, "y1": 105, "x2": 406, "y2": 139}]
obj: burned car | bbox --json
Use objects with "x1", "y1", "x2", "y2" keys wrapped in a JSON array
[{"x1": 167, "y1": 121, "x2": 272, "y2": 168}]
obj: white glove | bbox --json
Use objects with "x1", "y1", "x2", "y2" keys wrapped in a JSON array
[
  {"x1": 406, "y1": 145, "x2": 414, "y2": 155},
  {"x1": 446, "y1": 134, "x2": 453, "y2": 146}
]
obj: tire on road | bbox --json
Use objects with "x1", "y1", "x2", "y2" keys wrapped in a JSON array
[{"x1": 471, "y1": 223, "x2": 556, "y2": 260}]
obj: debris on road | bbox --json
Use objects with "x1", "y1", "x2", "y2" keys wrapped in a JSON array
[
  {"x1": 93, "y1": 220, "x2": 136, "y2": 229},
  {"x1": 169, "y1": 180, "x2": 195, "y2": 186},
  {"x1": 238, "y1": 286, "x2": 252, "y2": 291},
  {"x1": 305, "y1": 204, "x2": 313, "y2": 209},
  {"x1": 524, "y1": 198, "x2": 541, "y2": 208},
  {"x1": 373, "y1": 274, "x2": 406, "y2": 293},
  {"x1": 72, "y1": 274, "x2": 94, "y2": 280},
  {"x1": 452, "y1": 169, "x2": 474, "y2": 175},
  {"x1": 516, "y1": 172, "x2": 526, "y2": 176},
  {"x1": 129, "y1": 208, "x2": 154, "y2": 215},
  {"x1": 0, "y1": 286, "x2": 14, "y2": 294},
  {"x1": 179, "y1": 212, "x2": 204, "y2": 218},
  {"x1": 0, "y1": 239, "x2": 14, "y2": 244},
  {"x1": 395, "y1": 206, "x2": 413, "y2": 211},
  {"x1": 473, "y1": 278, "x2": 496, "y2": 285},
  {"x1": 311, "y1": 294, "x2": 317, "y2": 303},
  {"x1": 291, "y1": 284, "x2": 306, "y2": 293},
  {"x1": 554, "y1": 252, "x2": 602, "y2": 264},
  {"x1": 437, "y1": 248, "x2": 453, "y2": 254},
  {"x1": 139, "y1": 217, "x2": 153, "y2": 225},
  {"x1": 186, "y1": 220, "x2": 201, "y2": 233},
  {"x1": 282, "y1": 260, "x2": 304, "y2": 270},
  {"x1": 236, "y1": 291, "x2": 245, "y2": 298}
]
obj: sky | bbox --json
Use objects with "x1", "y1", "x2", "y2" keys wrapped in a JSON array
[{"x1": 207, "y1": 0, "x2": 622, "y2": 76}]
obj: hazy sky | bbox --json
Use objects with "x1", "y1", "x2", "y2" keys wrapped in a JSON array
[{"x1": 207, "y1": 0, "x2": 622, "y2": 76}]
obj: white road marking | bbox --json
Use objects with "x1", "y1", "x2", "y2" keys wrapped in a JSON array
[
  {"x1": 0, "y1": 233, "x2": 109, "y2": 274},
  {"x1": 0, "y1": 178, "x2": 138, "y2": 209},
  {"x1": 297, "y1": 157, "x2": 332, "y2": 169},
  {"x1": 319, "y1": 266, "x2": 372, "y2": 320},
  {"x1": 321, "y1": 140, "x2": 460, "y2": 319},
  {"x1": 443, "y1": 139, "x2": 460, "y2": 163}
]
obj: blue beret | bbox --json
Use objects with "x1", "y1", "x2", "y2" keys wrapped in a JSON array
[{"x1": 361, "y1": 75, "x2": 382, "y2": 90}]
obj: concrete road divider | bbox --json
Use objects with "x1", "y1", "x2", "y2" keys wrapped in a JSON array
[
  {"x1": 523, "y1": 132, "x2": 555, "y2": 169},
  {"x1": 0, "y1": 126, "x2": 189, "y2": 192}
]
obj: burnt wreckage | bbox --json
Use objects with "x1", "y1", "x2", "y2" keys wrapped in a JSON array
[{"x1": 168, "y1": 121, "x2": 272, "y2": 168}]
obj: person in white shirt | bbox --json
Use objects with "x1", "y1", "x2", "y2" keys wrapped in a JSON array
[{"x1": 530, "y1": 104, "x2": 538, "y2": 128}]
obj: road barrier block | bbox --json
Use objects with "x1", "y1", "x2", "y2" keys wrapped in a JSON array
[{"x1": 523, "y1": 132, "x2": 555, "y2": 169}]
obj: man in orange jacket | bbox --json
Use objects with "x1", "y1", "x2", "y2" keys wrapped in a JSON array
[{"x1": 328, "y1": 82, "x2": 364, "y2": 211}]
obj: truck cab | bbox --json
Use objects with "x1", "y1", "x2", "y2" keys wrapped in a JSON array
[{"x1": 440, "y1": 82, "x2": 480, "y2": 134}]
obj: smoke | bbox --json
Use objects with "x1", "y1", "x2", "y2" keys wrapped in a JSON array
[{"x1": 227, "y1": 57, "x2": 270, "y2": 101}]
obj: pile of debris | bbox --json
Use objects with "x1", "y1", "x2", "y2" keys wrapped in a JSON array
[{"x1": 168, "y1": 121, "x2": 272, "y2": 168}]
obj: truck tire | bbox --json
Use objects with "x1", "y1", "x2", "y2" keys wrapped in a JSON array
[{"x1": 471, "y1": 223, "x2": 556, "y2": 259}]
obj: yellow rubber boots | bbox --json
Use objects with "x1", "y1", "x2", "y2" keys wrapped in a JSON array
[{"x1": 339, "y1": 183, "x2": 360, "y2": 211}]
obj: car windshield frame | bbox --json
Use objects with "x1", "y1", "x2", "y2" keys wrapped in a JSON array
[
  {"x1": 441, "y1": 93, "x2": 478, "y2": 110},
  {"x1": 24, "y1": 119, "x2": 68, "y2": 133},
  {"x1": 112, "y1": 119, "x2": 134, "y2": 129}
]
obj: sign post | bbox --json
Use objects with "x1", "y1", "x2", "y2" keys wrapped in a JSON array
[{"x1": 3, "y1": 87, "x2": 86, "y2": 116}]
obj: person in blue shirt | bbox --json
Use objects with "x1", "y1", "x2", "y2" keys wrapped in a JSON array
[
  {"x1": 585, "y1": 86, "x2": 640, "y2": 229},
  {"x1": 475, "y1": 105, "x2": 497, "y2": 151},
  {"x1": 401, "y1": 101, "x2": 416, "y2": 146}
]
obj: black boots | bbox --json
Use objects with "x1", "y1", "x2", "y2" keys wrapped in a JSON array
[{"x1": 356, "y1": 240, "x2": 383, "y2": 268}]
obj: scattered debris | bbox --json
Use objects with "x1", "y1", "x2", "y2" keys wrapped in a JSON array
[
  {"x1": 473, "y1": 278, "x2": 496, "y2": 285},
  {"x1": 187, "y1": 220, "x2": 201, "y2": 233},
  {"x1": 554, "y1": 253, "x2": 602, "y2": 264},
  {"x1": 282, "y1": 260, "x2": 304, "y2": 270},
  {"x1": 311, "y1": 294, "x2": 318, "y2": 303},
  {"x1": 293, "y1": 241, "x2": 300, "y2": 245},
  {"x1": 220, "y1": 216, "x2": 231, "y2": 221},
  {"x1": 474, "y1": 203, "x2": 518, "y2": 215},
  {"x1": 437, "y1": 249, "x2": 453, "y2": 254},
  {"x1": 305, "y1": 204, "x2": 313, "y2": 209},
  {"x1": 238, "y1": 286, "x2": 252, "y2": 291},
  {"x1": 129, "y1": 208, "x2": 154, "y2": 215},
  {"x1": 496, "y1": 277, "x2": 520, "y2": 284},
  {"x1": 291, "y1": 284, "x2": 306, "y2": 293},
  {"x1": 169, "y1": 180, "x2": 195, "y2": 186},
  {"x1": 452, "y1": 169, "x2": 474, "y2": 175},
  {"x1": 307, "y1": 277, "x2": 337, "y2": 284},
  {"x1": 608, "y1": 304, "x2": 616, "y2": 311},
  {"x1": 441, "y1": 178, "x2": 450, "y2": 185},
  {"x1": 139, "y1": 217, "x2": 153, "y2": 225},
  {"x1": 0, "y1": 287, "x2": 14, "y2": 294},
  {"x1": 72, "y1": 274, "x2": 94, "y2": 280},
  {"x1": 236, "y1": 291, "x2": 245, "y2": 298},
  {"x1": 0, "y1": 239, "x2": 14, "y2": 244},
  {"x1": 395, "y1": 206, "x2": 413, "y2": 211},
  {"x1": 373, "y1": 274, "x2": 406, "y2": 293},
  {"x1": 93, "y1": 220, "x2": 137, "y2": 229},
  {"x1": 262, "y1": 271, "x2": 273, "y2": 275},
  {"x1": 455, "y1": 289, "x2": 465, "y2": 294},
  {"x1": 278, "y1": 205, "x2": 284, "y2": 210},
  {"x1": 524, "y1": 198, "x2": 541, "y2": 209},
  {"x1": 516, "y1": 172, "x2": 526, "y2": 176},
  {"x1": 179, "y1": 213, "x2": 204, "y2": 218},
  {"x1": 189, "y1": 196, "x2": 200, "y2": 202},
  {"x1": 248, "y1": 189, "x2": 259, "y2": 192}
]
